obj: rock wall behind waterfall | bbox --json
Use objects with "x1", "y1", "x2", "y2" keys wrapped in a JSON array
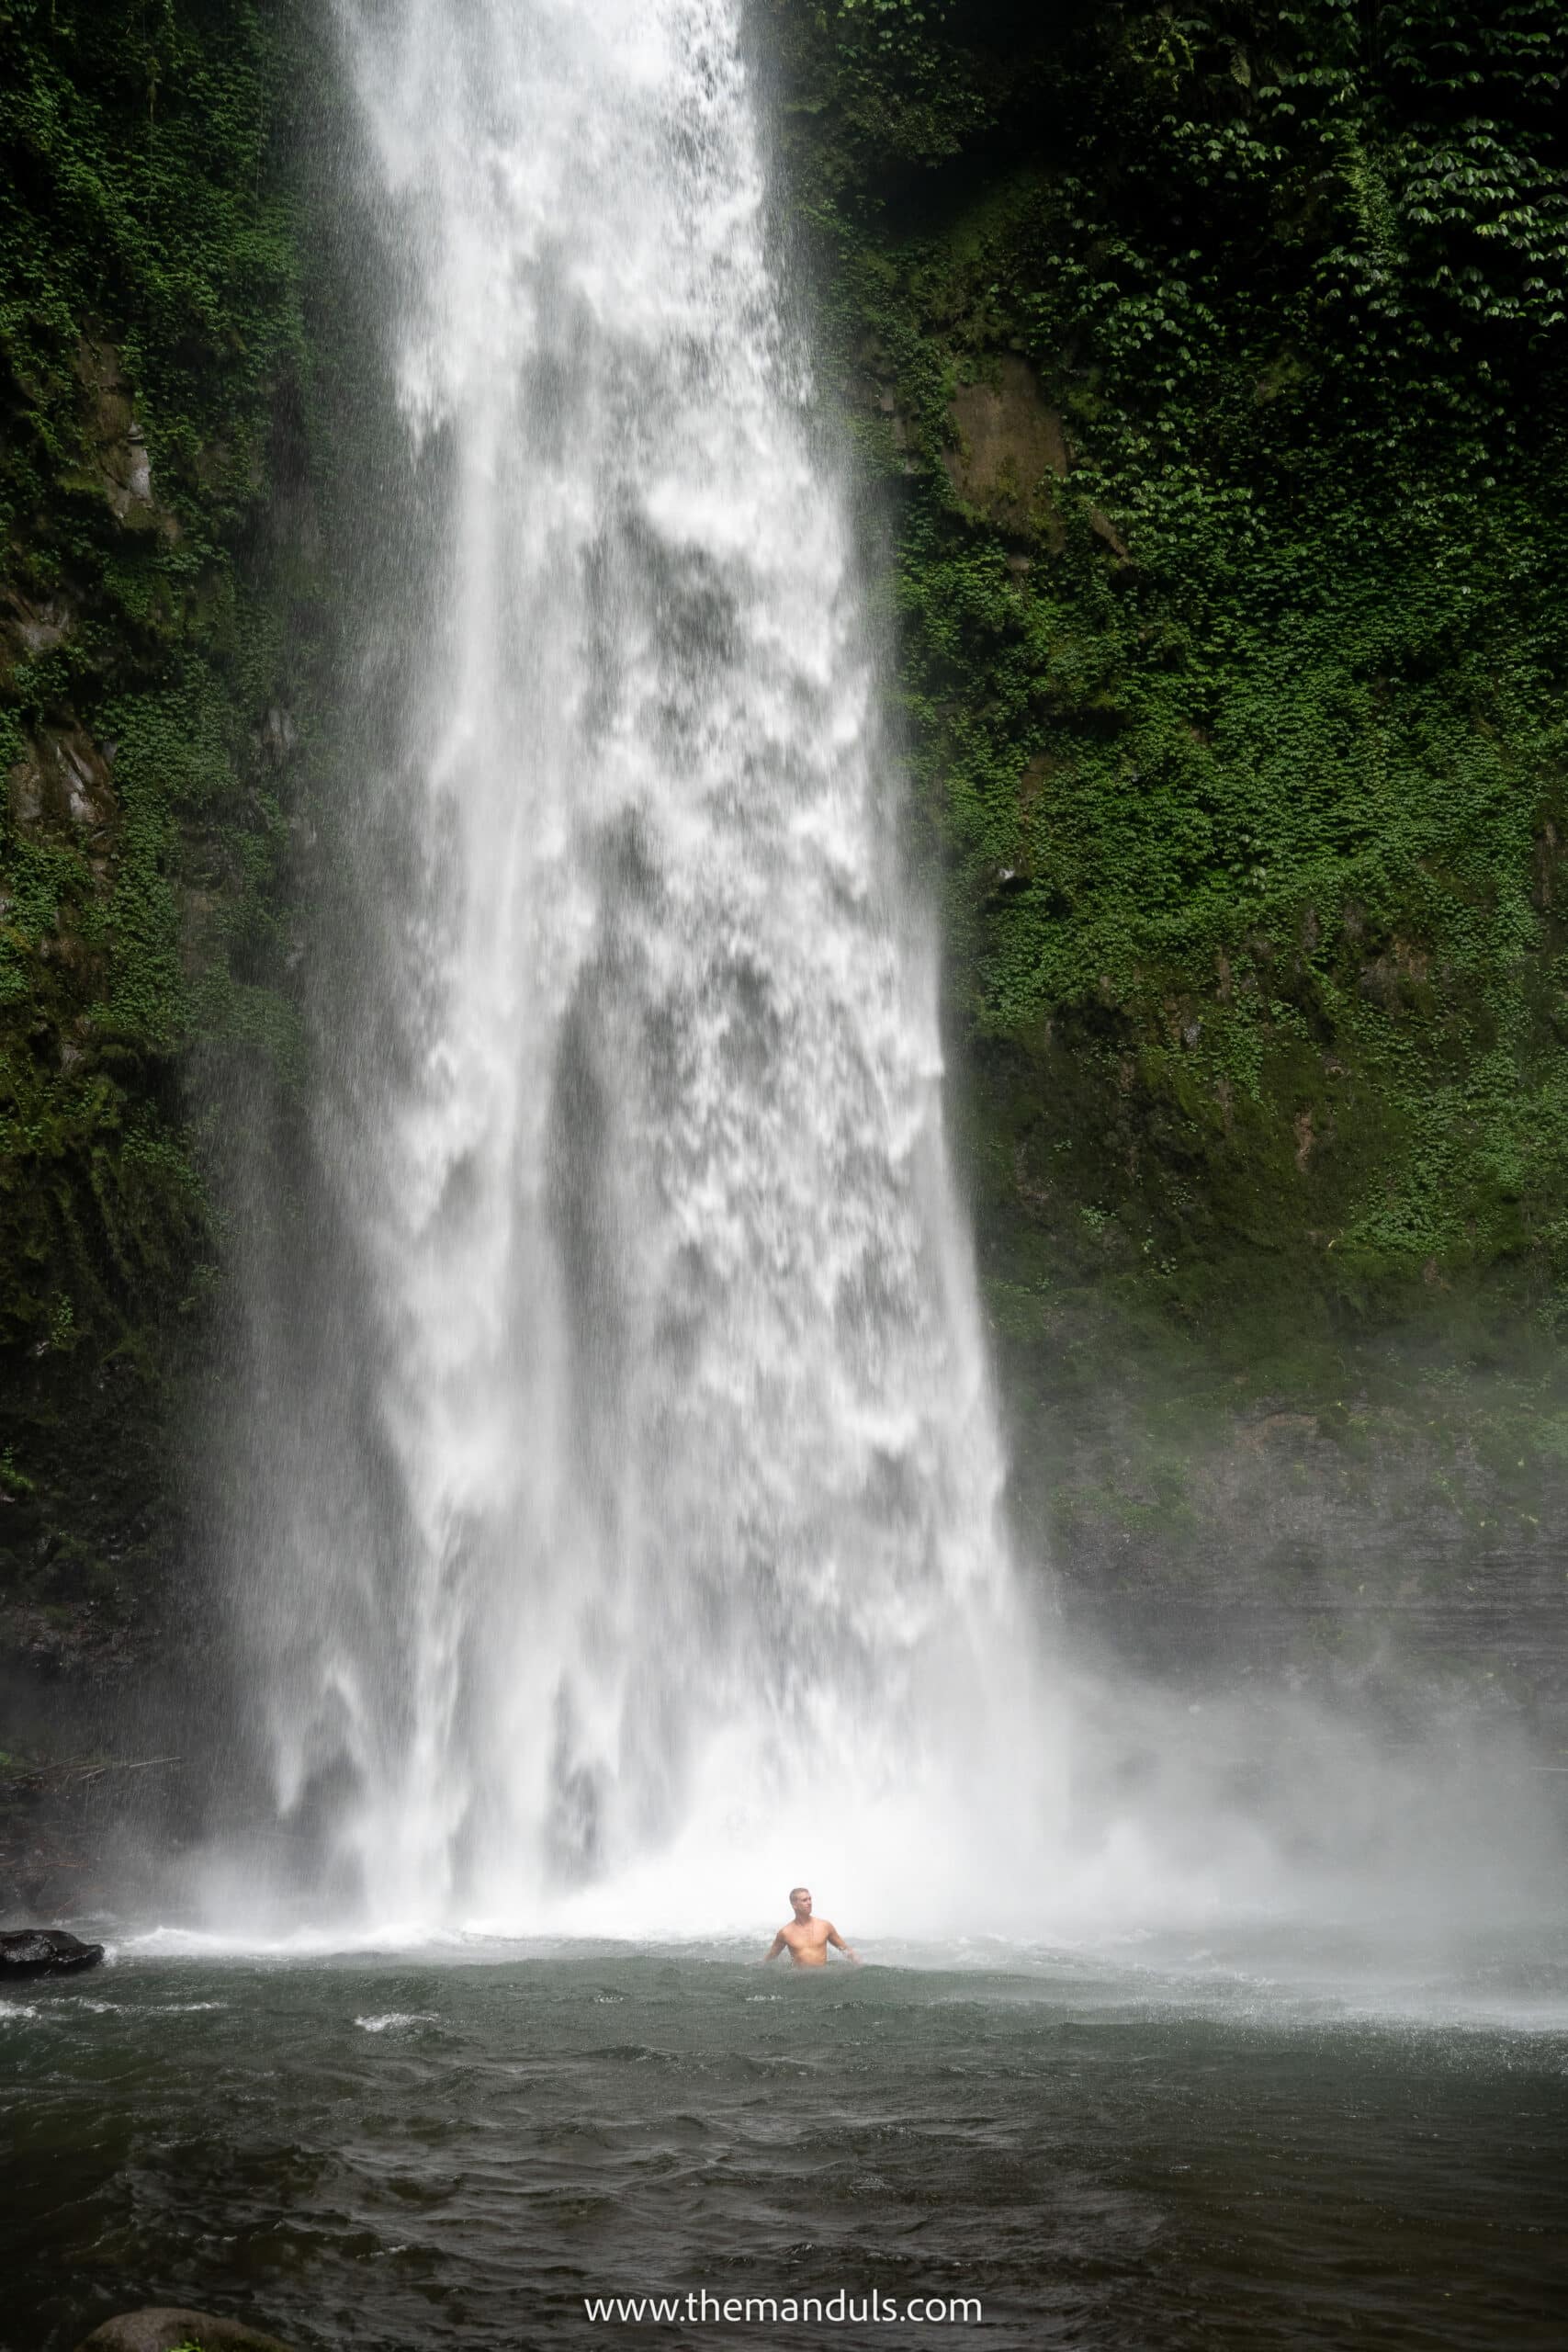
[
  {"x1": 761, "y1": 0, "x2": 1568, "y2": 1738},
  {"x1": 0, "y1": 0, "x2": 318, "y2": 1806}
]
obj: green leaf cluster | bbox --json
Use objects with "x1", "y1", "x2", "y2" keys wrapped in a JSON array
[
  {"x1": 0, "y1": 0, "x2": 312, "y2": 1622},
  {"x1": 767, "y1": 0, "x2": 1568, "y2": 1546}
]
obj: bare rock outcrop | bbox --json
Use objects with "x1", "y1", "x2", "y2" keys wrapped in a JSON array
[
  {"x1": 0, "y1": 1926, "x2": 105, "y2": 1977},
  {"x1": 75, "y1": 337, "x2": 160, "y2": 522},
  {"x1": 6, "y1": 720, "x2": 117, "y2": 840}
]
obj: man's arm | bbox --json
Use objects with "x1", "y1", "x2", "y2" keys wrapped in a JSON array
[
  {"x1": 762, "y1": 1928, "x2": 788, "y2": 1962},
  {"x1": 824, "y1": 1921, "x2": 861, "y2": 1964}
]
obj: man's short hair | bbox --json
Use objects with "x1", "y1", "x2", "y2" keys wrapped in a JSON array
[{"x1": 789, "y1": 1885, "x2": 809, "y2": 1901}]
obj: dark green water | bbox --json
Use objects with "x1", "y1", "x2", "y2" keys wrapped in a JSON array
[{"x1": 3, "y1": 1940, "x2": 1564, "y2": 2350}]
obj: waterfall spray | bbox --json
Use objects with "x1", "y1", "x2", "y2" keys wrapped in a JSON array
[{"x1": 224, "y1": 0, "x2": 1050, "y2": 1935}]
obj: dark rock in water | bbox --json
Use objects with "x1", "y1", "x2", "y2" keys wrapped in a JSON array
[
  {"x1": 73, "y1": 2310, "x2": 295, "y2": 2352},
  {"x1": 0, "y1": 1927, "x2": 106, "y2": 1978}
]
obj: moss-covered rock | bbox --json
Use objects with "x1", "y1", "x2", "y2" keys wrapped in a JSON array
[
  {"x1": 765, "y1": 0, "x2": 1568, "y2": 1698},
  {"x1": 0, "y1": 0, "x2": 312, "y2": 1664},
  {"x1": 74, "y1": 2311, "x2": 294, "y2": 2352}
]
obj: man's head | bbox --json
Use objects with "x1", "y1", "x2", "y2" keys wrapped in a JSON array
[{"x1": 789, "y1": 1885, "x2": 812, "y2": 1920}]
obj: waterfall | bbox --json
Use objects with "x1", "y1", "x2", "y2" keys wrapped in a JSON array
[{"x1": 231, "y1": 0, "x2": 1043, "y2": 1936}]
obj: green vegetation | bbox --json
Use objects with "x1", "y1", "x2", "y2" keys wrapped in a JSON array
[
  {"x1": 3, "y1": 0, "x2": 1564, "y2": 1675},
  {"x1": 0, "y1": 0, "x2": 310, "y2": 1638},
  {"x1": 767, "y1": 2, "x2": 1568, "y2": 1600}
]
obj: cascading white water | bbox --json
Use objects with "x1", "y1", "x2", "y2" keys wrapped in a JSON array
[{"x1": 233, "y1": 0, "x2": 1053, "y2": 1937}]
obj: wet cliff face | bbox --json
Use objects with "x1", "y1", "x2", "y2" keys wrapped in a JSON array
[
  {"x1": 3, "y1": 0, "x2": 1566, "y2": 1769},
  {"x1": 763, "y1": 0, "x2": 1568, "y2": 1724},
  {"x1": 0, "y1": 0, "x2": 313, "y2": 1697}
]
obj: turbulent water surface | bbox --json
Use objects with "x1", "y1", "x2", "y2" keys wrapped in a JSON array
[{"x1": 5, "y1": 1944, "x2": 1566, "y2": 2352}]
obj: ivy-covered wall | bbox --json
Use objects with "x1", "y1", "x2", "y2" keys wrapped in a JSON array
[
  {"x1": 765, "y1": 0, "x2": 1568, "y2": 1689},
  {"x1": 0, "y1": 0, "x2": 310, "y2": 1680}
]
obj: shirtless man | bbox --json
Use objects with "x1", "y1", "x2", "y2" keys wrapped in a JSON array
[{"x1": 762, "y1": 1886, "x2": 860, "y2": 1967}]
